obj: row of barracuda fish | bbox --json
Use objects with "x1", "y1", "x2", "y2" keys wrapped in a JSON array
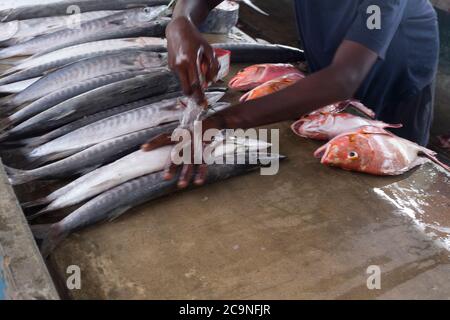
[
  {"x1": 0, "y1": 1, "x2": 307, "y2": 257},
  {"x1": 229, "y1": 64, "x2": 450, "y2": 175}
]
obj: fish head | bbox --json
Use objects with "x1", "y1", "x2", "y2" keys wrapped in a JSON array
[
  {"x1": 314, "y1": 130, "x2": 374, "y2": 172},
  {"x1": 135, "y1": 6, "x2": 168, "y2": 23},
  {"x1": 291, "y1": 113, "x2": 329, "y2": 140},
  {"x1": 137, "y1": 51, "x2": 167, "y2": 69}
]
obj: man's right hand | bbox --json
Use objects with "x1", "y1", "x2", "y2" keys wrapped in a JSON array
[{"x1": 166, "y1": 16, "x2": 220, "y2": 104}]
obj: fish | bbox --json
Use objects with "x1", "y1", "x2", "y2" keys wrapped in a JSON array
[
  {"x1": 307, "y1": 100, "x2": 376, "y2": 119},
  {"x1": 21, "y1": 91, "x2": 223, "y2": 165},
  {"x1": 0, "y1": 51, "x2": 168, "y2": 127},
  {"x1": 14, "y1": 91, "x2": 185, "y2": 148},
  {"x1": 292, "y1": 100, "x2": 402, "y2": 140},
  {"x1": 0, "y1": 0, "x2": 171, "y2": 22},
  {"x1": 2, "y1": 70, "x2": 179, "y2": 140},
  {"x1": 0, "y1": 10, "x2": 120, "y2": 46},
  {"x1": 437, "y1": 134, "x2": 450, "y2": 150},
  {"x1": 6, "y1": 123, "x2": 178, "y2": 185},
  {"x1": 0, "y1": 37, "x2": 167, "y2": 86},
  {"x1": 0, "y1": 77, "x2": 40, "y2": 94},
  {"x1": 212, "y1": 43, "x2": 305, "y2": 64},
  {"x1": 314, "y1": 126, "x2": 450, "y2": 175},
  {"x1": 5, "y1": 94, "x2": 229, "y2": 183},
  {"x1": 26, "y1": 136, "x2": 271, "y2": 214},
  {"x1": 31, "y1": 152, "x2": 284, "y2": 257},
  {"x1": 229, "y1": 63, "x2": 304, "y2": 91},
  {"x1": 239, "y1": 72, "x2": 304, "y2": 102},
  {"x1": 0, "y1": 7, "x2": 170, "y2": 59}
]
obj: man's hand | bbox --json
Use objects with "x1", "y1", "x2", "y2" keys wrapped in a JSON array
[
  {"x1": 166, "y1": 17, "x2": 219, "y2": 104},
  {"x1": 142, "y1": 117, "x2": 225, "y2": 188}
]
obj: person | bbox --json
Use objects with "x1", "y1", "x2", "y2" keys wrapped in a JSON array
[{"x1": 143, "y1": 0, "x2": 439, "y2": 187}]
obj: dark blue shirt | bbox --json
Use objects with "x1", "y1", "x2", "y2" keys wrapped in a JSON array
[{"x1": 294, "y1": 0, "x2": 439, "y2": 114}]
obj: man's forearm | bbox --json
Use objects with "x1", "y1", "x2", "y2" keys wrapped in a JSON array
[
  {"x1": 211, "y1": 66, "x2": 353, "y2": 130},
  {"x1": 172, "y1": 0, "x2": 223, "y2": 26}
]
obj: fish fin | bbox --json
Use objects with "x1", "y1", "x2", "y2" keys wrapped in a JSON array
[
  {"x1": 0, "y1": 95, "x2": 13, "y2": 107},
  {"x1": 420, "y1": 149, "x2": 450, "y2": 172},
  {"x1": 108, "y1": 206, "x2": 133, "y2": 223},
  {"x1": 24, "y1": 149, "x2": 79, "y2": 168},
  {"x1": 48, "y1": 109, "x2": 76, "y2": 122},
  {"x1": 21, "y1": 197, "x2": 51, "y2": 209},
  {"x1": 0, "y1": 117, "x2": 12, "y2": 132},
  {"x1": 3, "y1": 165, "x2": 34, "y2": 185},
  {"x1": 242, "y1": 0, "x2": 269, "y2": 16},
  {"x1": 383, "y1": 123, "x2": 403, "y2": 129},
  {"x1": 346, "y1": 100, "x2": 376, "y2": 119},
  {"x1": 31, "y1": 223, "x2": 67, "y2": 258},
  {"x1": 12, "y1": 136, "x2": 47, "y2": 148},
  {"x1": 0, "y1": 130, "x2": 10, "y2": 142}
]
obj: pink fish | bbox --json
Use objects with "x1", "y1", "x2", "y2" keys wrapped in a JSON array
[
  {"x1": 229, "y1": 64, "x2": 304, "y2": 91},
  {"x1": 314, "y1": 126, "x2": 450, "y2": 176},
  {"x1": 239, "y1": 72, "x2": 304, "y2": 102},
  {"x1": 292, "y1": 101, "x2": 401, "y2": 140}
]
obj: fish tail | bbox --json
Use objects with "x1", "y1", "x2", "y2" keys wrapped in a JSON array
[
  {"x1": 0, "y1": 130, "x2": 10, "y2": 142},
  {"x1": 0, "y1": 95, "x2": 14, "y2": 108},
  {"x1": 0, "y1": 117, "x2": 12, "y2": 132},
  {"x1": 346, "y1": 100, "x2": 376, "y2": 119},
  {"x1": 21, "y1": 197, "x2": 51, "y2": 209},
  {"x1": 15, "y1": 136, "x2": 48, "y2": 148},
  {"x1": 4, "y1": 165, "x2": 35, "y2": 185},
  {"x1": 31, "y1": 223, "x2": 67, "y2": 258}
]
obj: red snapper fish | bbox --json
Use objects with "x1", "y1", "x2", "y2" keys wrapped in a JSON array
[
  {"x1": 314, "y1": 126, "x2": 450, "y2": 176},
  {"x1": 229, "y1": 63, "x2": 304, "y2": 91},
  {"x1": 239, "y1": 72, "x2": 304, "y2": 102},
  {"x1": 292, "y1": 100, "x2": 401, "y2": 140}
]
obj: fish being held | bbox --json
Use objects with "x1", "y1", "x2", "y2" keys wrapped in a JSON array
[
  {"x1": 314, "y1": 126, "x2": 450, "y2": 175},
  {"x1": 292, "y1": 100, "x2": 402, "y2": 140},
  {"x1": 229, "y1": 63, "x2": 304, "y2": 91},
  {"x1": 239, "y1": 72, "x2": 304, "y2": 102},
  {"x1": 32, "y1": 152, "x2": 284, "y2": 257},
  {"x1": 0, "y1": 7, "x2": 169, "y2": 59},
  {"x1": 2, "y1": 71, "x2": 179, "y2": 140},
  {"x1": 20, "y1": 91, "x2": 223, "y2": 165},
  {"x1": 26, "y1": 137, "x2": 271, "y2": 214}
]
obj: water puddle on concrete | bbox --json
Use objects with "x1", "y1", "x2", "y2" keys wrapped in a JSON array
[{"x1": 373, "y1": 164, "x2": 450, "y2": 252}]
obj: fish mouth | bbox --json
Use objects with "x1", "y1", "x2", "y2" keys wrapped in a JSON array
[
  {"x1": 291, "y1": 118, "x2": 308, "y2": 136},
  {"x1": 313, "y1": 143, "x2": 331, "y2": 160}
]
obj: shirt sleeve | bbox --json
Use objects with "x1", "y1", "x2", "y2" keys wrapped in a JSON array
[{"x1": 345, "y1": 0, "x2": 408, "y2": 59}]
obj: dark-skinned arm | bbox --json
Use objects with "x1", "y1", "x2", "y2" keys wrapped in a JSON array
[
  {"x1": 166, "y1": 0, "x2": 224, "y2": 102},
  {"x1": 206, "y1": 40, "x2": 379, "y2": 131}
]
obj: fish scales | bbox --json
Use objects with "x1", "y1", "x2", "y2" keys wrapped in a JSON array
[
  {"x1": 0, "y1": 7, "x2": 169, "y2": 59},
  {"x1": 0, "y1": 37, "x2": 167, "y2": 85},
  {"x1": 5, "y1": 71, "x2": 179, "y2": 139}
]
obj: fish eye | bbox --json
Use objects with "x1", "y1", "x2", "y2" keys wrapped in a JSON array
[
  {"x1": 348, "y1": 151, "x2": 358, "y2": 159},
  {"x1": 144, "y1": 7, "x2": 150, "y2": 13}
]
